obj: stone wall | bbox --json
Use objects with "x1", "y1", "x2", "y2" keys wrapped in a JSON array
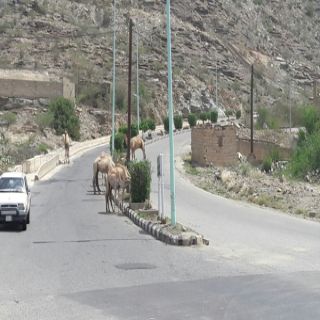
[
  {"x1": 0, "y1": 69, "x2": 75, "y2": 102},
  {"x1": 191, "y1": 125, "x2": 293, "y2": 166},
  {"x1": 191, "y1": 124, "x2": 238, "y2": 166},
  {"x1": 0, "y1": 78, "x2": 62, "y2": 99},
  {"x1": 238, "y1": 139, "x2": 292, "y2": 161}
]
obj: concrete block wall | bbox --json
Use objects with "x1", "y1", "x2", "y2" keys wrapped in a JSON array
[
  {"x1": 192, "y1": 125, "x2": 293, "y2": 166},
  {"x1": 0, "y1": 79, "x2": 62, "y2": 99},
  {"x1": 191, "y1": 125, "x2": 238, "y2": 166},
  {"x1": 238, "y1": 139, "x2": 292, "y2": 161}
]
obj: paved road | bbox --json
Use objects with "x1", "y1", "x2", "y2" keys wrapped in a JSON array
[{"x1": 0, "y1": 134, "x2": 320, "y2": 319}]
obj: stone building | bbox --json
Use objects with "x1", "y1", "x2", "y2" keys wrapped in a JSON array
[{"x1": 191, "y1": 123, "x2": 293, "y2": 166}]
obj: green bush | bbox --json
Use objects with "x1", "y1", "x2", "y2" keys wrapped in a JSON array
[
  {"x1": 225, "y1": 109, "x2": 234, "y2": 117},
  {"x1": 163, "y1": 116, "x2": 169, "y2": 132},
  {"x1": 270, "y1": 148, "x2": 280, "y2": 162},
  {"x1": 236, "y1": 110, "x2": 241, "y2": 119},
  {"x1": 110, "y1": 133, "x2": 126, "y2": 154},
  {"x1": 140, "y1": 120, "x2": 149, "y2": 132},
  {"x1": 297, "y1": 129, "x2": 306, "y2": 146},
  {"x1": 199, "y1": 113, "x2": 208, "y2": 123},
  {"x1": 128, "y1": 160, "x2": 151, "y2": 203},
  {"x1": 118, "y1": 123, "x2": 139, "y2": 138},
  {"x1": 174, "y1": 115, "x2": 183, "y2": 130},
  {"x1": 209, "y1": 110, "x2": 218, "y2": 123},
  {"x1": 48, "y1": 97, "x2": 80, "y2": 140},
  {"x1": 1, "y1": 112, "x2": 17, "y2": 126},
  {"x1": 188, "y1": 113, "x2": 197, "y2": 127},
  {"x1": 288, "y1": 131, "x2": 320, "y2": 178},
  {"x1": 256, "y1": 107, "x2": 269, "y2": 129},
  {"x1": 302, "y1": 105, "x2": 320, "y2": 135},
  {"x1": 37, "y1": 143, "x2": 49, "y2": 154},
  {"x1": 146, "y1": 118, "x2": 156, "y2": 131},
  {"x1": 115, "y1": 80, "x2": 127, "y2": 111},
  {"x1": 262, "y1": 156, "x2": 272, "y2": 173},
  {"x1": 35, "y1": 112, "x2": 54, "y2": 131},
  {"x1": 114, "y1": 132, "x2": 125, "y2": 152},
  {"x1": 140, "y1": 118, "x2": 155, "y2": 132}
]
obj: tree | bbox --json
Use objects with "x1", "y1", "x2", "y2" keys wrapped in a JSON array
[{"x1": 49, "y1": 97, "x2": 80, "y2": 140}]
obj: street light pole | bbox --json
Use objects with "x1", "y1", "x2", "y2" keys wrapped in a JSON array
[
  {"x1": 166, "y1": 0, "x2": 176, "y2": 226},
  {"x1": 136, "y1": 24, "x2": 140, "y2": 132},
  {"x1": 216, "y1": 48, "x2": 218, "y2": 107},
  {"x1": 111, "y1": 0, "x2": 116, "y2": 155},
  {"x1": 126, "y1": 18, "x2": 133, "y2": 163}
]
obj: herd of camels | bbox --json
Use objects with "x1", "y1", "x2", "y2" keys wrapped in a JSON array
[{"x1": 92, "y1": 135, "x2": 146, "y2": 213}]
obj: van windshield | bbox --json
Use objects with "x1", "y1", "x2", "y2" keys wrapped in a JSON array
[{"x1": 0, "y1": 177, "x2": 25, "y2": 192}]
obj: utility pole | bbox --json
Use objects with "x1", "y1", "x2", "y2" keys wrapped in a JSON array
[
  {"x1": 216, "y1": 49, "x2": 218, "y2": 107},
  {"x1": 166, "y1": 0, "x2": 176, "y2": 226},
  {"x1": 250, "y1": 64, "x2": 254, "y2": 156},
  {"x1": 126, "y1": 18, "x2": 133, "y2": 163},
  {"x1": 111, "y1": 0, "x2": 116, "y2": 155}
]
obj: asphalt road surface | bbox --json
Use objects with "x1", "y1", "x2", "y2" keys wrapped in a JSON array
[{"x1": 0, "y1": 133, "x2": 320, "y2": 319}]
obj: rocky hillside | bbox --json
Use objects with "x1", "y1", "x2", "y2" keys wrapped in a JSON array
[{"x1": 0, "y1": 0, "x2": 319, "y2": 161}]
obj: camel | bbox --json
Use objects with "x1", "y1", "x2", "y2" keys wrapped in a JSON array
[
  {"x1": 105, "y1": 164, "x2": 131, "y2": 213},
  {"x1": 129, "y1": 136, "x2": 146, "y2": 160},
  {"x1": 92, "y1": 152, "x2": 115, "y2": 194},
  {"x1": 62, "y1": 130, "x2": 70, "y2": 164}
]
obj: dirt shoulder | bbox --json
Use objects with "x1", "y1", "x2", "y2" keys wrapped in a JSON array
[{"x1": 177, "y1": 154, "x2": 320, "y2": 221}]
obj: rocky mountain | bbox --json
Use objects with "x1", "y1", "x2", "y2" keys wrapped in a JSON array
[{"x1": 0, "y1": 0, "x2": 320, "y2": 126}]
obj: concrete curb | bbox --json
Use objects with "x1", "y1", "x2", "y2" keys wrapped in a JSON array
[
  {"x1": 119, "y1": 201, "x2": 208, "y2": 246},
  {"x1": 34, "y1": 136, "x2": 110, "y2": 181}
]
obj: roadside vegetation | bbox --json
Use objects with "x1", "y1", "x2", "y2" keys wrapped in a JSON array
[{"x1": 287, "y1": 105, "x2": 320, "y2": 179}]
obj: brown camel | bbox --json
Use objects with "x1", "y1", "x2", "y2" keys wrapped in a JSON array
[
  {"x1": 129, "y1": 136, "x2": 146, "y2": 160},
  {"x1": 105, "y1": 164, "x2": 131, "y2": 213},
  {"x1": 92, "y1": 152, "x2": 115, "y2": 194}
]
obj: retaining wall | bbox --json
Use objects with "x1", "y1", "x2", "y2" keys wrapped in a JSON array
[{"x1": 191, "y1": 125, "x2": 293, "y2": 166}]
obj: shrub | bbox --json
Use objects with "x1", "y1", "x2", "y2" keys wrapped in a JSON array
[
  {"x1": 35, "y1": 112, "x2": 53, "y2": 131},
  {"x1": 140, "y1": 118, "x2": 155, "y2": 132},
  {"x1": 48, "y1": 97, "x2": 80, "y2": 140},
  {"x1": 37, "y1": 143, "x2": 49, "y2": 154},
  {"x1": 163, "y1": 116, "x2": 169, "y2": 132},
  {"x1": 209, "y1": 110, "x2": 218, "y2": 123},
  {"x1": 297, "y1": 129, "x2": 306, "y2": 146},
  {"x1": 114, "y1": 132, "x2": 125, "y2": 152},
  {"x1": 118, "y1": 124, "x2": 139, "y2": 138},
  {"x1": 262, "y1": 156, "x2": 272, "y2": 173},
  {"x1": 1, "y1": 112, "x2": 17, "y2": 126},
  {"x1": 257, "y1": 107, "x2": 268, "y2": 129},
  {"x1": 270, "y1": 148, "x2": 280, "y2": 162},
  {"x1": 115, "y1": 80, "x2": 127, "y2": 111},
  {"x1": 188, "y1": 113, "x2": 197, "y2": 127},
  {"x1": 140, "y1": 120, "x2": 149, "y2": 132},
  {"x1": 225, "y1": 109, "x2": 234, "y2": 117},
  {"x1": 236, "y1": 110, "x2": 241, "y2": 119},
  {"x1": 288, "y1": 131, "x2": 320, "y2": 178},
  {"x1": 146, "y1": 118, "x2": 156, "y2": 131},
  {"x1": 199, "y1": 113, "x2": 208, "y2": 123},
  {"x1": 302, "y1": 105, "x2": 320, "y2": 135},
  {"x1": 174, "y1": 115, "x2": 183, "y2": 130},
  {"x1": 128, "y1": 160, "x2": 151, "y2": 203}
]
